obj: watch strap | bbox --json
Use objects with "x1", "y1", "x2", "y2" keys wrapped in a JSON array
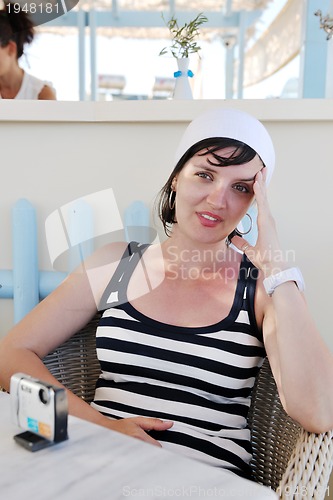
[{"x1": 263, "y1": 267, "x2": 305, "y2": 296}]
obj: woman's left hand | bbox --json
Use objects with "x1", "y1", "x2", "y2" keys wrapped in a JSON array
[{"x1": 230, "y1": 169, "x2": 286, "y2": 276}]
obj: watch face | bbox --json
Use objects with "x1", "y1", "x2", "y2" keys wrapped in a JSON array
[{"x1": 6, "y1": 1, "x2": 79, "y2": 28}]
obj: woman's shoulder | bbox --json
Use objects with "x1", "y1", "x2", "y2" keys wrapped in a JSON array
[
  {"x1": 38, "y1": 84, "x2": 56, "y2": 100},
  {"x1": 17, "y1": 71, "x2": 56, "y2": 100},
  {"x1": 72, "y1": 241, "x2": 129, "y2": 305},
  {"x1": 84, "y1": 240, "x2": 130, "y2": 275}
]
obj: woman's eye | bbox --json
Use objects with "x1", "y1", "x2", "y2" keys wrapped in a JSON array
[
  {"x1": 197, "y1": 172, "x2": 213, "y2": 180},
  {"x1": 234, "y1": 184, "x2": 249, "y2": 193}
]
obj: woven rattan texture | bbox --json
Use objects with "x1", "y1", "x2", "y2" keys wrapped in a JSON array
[
  {"x1": 248, "y1": 358, "x2": 333, "y2": 499},
  {"x1": 43, "y1": 315, "x2": 101, "y2": 403},
  {"x1": 278, "y1": 428, "x2": 333, "y2": 499},
  {"x1": 248, "y1": 358, "x2": 302, "y2": 489}
]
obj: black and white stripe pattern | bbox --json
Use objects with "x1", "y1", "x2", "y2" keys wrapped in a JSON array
[{"x1": 91, "y1": 243, "x2": 265, "y2": 479}]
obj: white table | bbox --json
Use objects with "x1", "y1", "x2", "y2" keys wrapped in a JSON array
[{"x1": 0, "y1": 392, "x2": 277, "y2": 499}]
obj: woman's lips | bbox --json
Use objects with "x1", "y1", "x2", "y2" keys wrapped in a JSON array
[{"x1": 197, "y1": 212, "x2": 223, "y2": 227}]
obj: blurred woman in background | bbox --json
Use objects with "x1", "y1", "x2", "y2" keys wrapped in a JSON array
[{"x1": 0, "y1": 1, "x2": 56, "y2": 99}]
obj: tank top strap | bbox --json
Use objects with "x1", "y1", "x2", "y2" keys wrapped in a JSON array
[
  {"x1": 242, "y1": 255, "x2": 262, "y2": 341},
  {"x1": 99, "y1": 241, "x2": 150, "y2": 311}
]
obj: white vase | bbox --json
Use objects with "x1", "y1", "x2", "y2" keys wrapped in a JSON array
[{"x1": 173, "y1": 58, "x2": 193, "y2": 100}]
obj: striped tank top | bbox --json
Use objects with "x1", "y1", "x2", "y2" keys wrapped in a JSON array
[{"x1": 91, "y1": 242, "x2": 266, "y2": 479}]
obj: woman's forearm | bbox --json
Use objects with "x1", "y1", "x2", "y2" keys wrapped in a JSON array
[{"x1": 268, "y1": 281, "x2": 333, "y2": 432}]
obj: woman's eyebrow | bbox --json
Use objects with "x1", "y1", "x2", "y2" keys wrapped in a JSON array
[
  {"x1": 193, "y1": 165, "x2": 256, "y2": 182},
  {"x1": 193, "y1": 165, "x2": 218, "y2": 174},
  {"x1": 239, "y1": 176, "x2": 256, "y2": 182}
]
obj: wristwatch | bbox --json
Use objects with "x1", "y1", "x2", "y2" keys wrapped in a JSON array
[{"x1": 263, "y1": 267, "x2": 305, "y2": 296}]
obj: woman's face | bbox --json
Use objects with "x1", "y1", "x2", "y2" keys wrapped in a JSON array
[{"x1": 171, "y1": 147, "x2": 263, "y2": 245}]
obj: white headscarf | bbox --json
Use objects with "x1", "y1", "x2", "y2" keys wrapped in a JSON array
[{"x1": 174, "y1": 108, "x2": 275, "y2": 185}]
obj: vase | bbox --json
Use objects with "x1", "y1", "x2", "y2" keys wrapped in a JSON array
[{"x1": 173, "y1": 58, "x2": 193, "y2": 100}]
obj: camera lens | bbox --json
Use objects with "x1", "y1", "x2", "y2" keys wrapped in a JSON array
[{"x1": 39, "y1": 388, "x2": 50, "y2": 405}]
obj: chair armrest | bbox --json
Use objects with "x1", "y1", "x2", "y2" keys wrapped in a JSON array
[
  {"x1": 249, "y1": 358, "x2": 333, "y2": 499},
  {"x1": 277, "y1": 429, "x2": 333, "y2": 499}
]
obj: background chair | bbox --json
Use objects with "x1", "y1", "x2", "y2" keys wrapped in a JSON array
[{"x1": 43, "y1": 319, "x2": 333, "y2": 499}]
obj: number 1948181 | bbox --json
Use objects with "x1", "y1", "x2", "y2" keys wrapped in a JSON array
[
  {"x1": 276, "y1": 485, "x2": 330, "y2": 497},
  {"x1": 7, "y1": 3, "x2": 59, "y2": 14}
]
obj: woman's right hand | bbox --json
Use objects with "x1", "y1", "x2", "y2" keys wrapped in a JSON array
[{"x1": 100, "y1": 416, "x2": 174, "y2": 447}]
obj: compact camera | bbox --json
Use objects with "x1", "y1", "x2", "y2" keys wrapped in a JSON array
[{"x1": 10, "y1": 373, "x2": 68, "y2": 450}]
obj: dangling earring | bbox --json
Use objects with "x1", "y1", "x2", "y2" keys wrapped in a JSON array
[
  {"x1": 225, "y1": 213, "x2": 253, "y2": 247},
  {"x1": 168, "y1": 190, "x2": 176, "y2": 210},
  {"x1": 236, "y1": 213, "x2": 253, "y2": 235}
]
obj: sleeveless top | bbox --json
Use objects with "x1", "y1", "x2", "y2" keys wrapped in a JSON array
[
  {"x1": 0, "y1": 71, "x2": 54, "y2": 100},
  {"x1": 91, "y1": 242, "x2": 266, "y2": 479}
]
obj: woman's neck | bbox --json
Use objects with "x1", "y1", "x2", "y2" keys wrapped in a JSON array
[
  {"x1": 161, "y1": 231, "x2": 239, "y2": 277},
  {"x1": 0, "y1": 65, "x2": 24, "y2": 99}
]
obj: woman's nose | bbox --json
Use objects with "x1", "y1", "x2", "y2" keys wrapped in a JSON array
[{"x1": 206, "y1": 184, "x2": 227, "y2": 209}]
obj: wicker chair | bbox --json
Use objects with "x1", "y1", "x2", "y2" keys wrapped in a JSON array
[
  {"x1": 43, "y1": 315, "x2": 101, "y2": 404},
  {"x1": 248, "y1": 359, "x2": 333, "y2": 498},
  {"x1": 43, "y1": 318, "x2": 333, "y2": 499}
]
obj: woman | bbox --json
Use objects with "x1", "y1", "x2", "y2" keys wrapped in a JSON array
[
  {"x1": 0, "y1": 108, "x2": 332, "y2": 480},
  {"x1": 0, "y1": 2, "x2": 56, "y2": 99}
]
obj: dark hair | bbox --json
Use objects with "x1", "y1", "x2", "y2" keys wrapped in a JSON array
[
  {"x1": 0, "y1": 2, "x2": 34, "y2": 59},
  {"x1": 157, "y1": 137, "x2": 260, "y2": 236}
]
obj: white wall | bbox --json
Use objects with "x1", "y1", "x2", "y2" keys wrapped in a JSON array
[{"x1": 0, "y1": 99, "x2": 332, "y2": 352}]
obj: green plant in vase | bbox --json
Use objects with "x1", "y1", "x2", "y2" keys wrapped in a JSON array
[
  {"x1": 159, "y1": 12, "x2": 208, "y2": 99},
  {"x1": 159, "y1": 12, "x2": 208, "y2": 59}
]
